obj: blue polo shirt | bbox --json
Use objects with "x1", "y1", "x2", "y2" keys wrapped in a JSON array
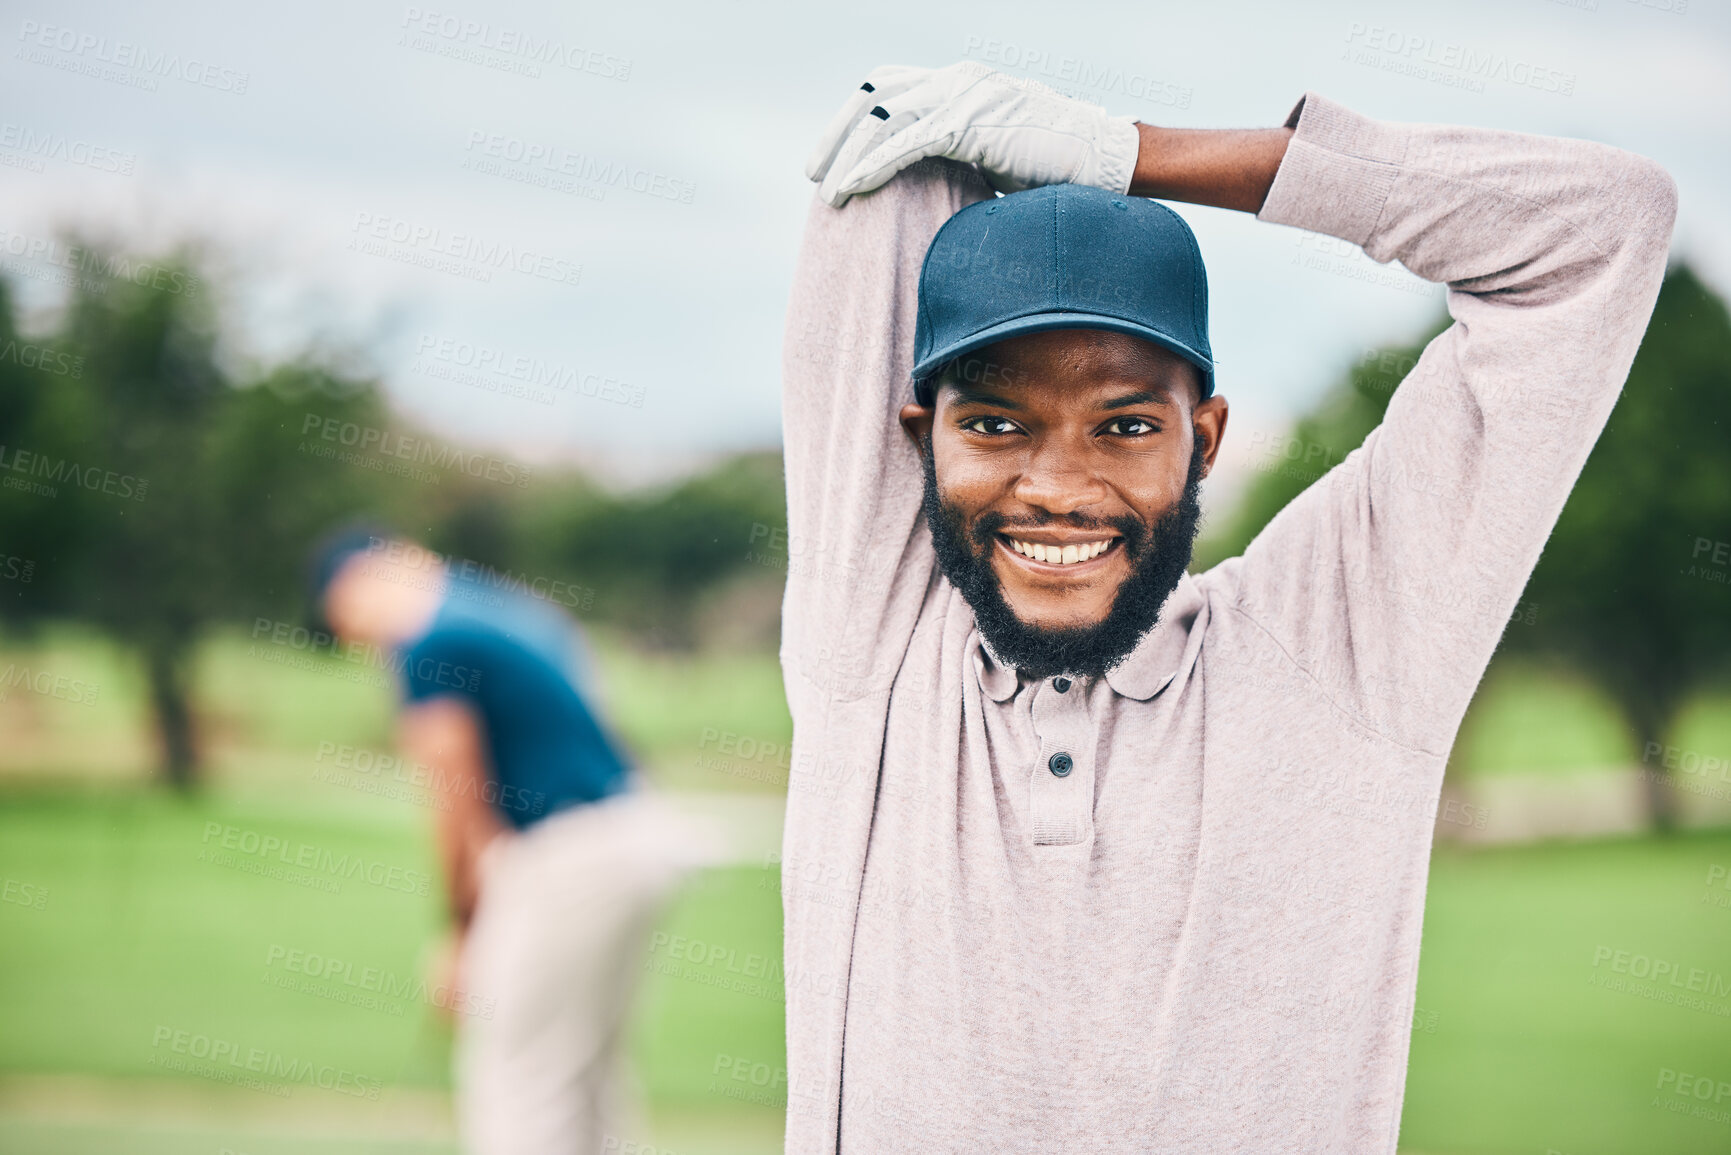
[{"x1": 397, "y1": 572, "x2": 629, "y2": 828}]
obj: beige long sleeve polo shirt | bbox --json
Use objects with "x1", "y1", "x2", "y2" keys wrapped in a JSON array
[{"x1": 777, "y1": 93, "x2": 1676, "y2": 1153}]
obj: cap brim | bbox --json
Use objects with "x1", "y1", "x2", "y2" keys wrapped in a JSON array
[{"x1": 912, "y1": 311, "x2": 1214, "y2": 400}]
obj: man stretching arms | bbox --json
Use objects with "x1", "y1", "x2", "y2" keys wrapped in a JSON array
[{"x1": 778, "y1": 63, "x2": 1675, "y2": 1151}]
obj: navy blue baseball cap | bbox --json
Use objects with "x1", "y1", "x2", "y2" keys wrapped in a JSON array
[{"x1": 912, "y1": 183, "x2": 1213, "y2": 405}]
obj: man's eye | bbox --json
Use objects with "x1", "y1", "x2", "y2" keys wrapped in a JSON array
[
  {"x1": 961, "y1": 416, "x2": 1019, "y2": 435},
  {"x1": 1104, "y1": 417, "x2": 1159, "y2": 436}
]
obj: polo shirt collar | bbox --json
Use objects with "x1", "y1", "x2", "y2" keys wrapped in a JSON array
[
  {"x1": 971, "y1": 573, "x2": 1205, "y2": 703},
  {"x1": 975, "y1": 632, "x2": 1021, "y2": 702},
  {"x1": 1103, "y1": 574, "x2": 1204, "y2": 701}
]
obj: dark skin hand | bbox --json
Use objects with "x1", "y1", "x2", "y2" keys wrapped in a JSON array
[{"x1": 899, "y1": 120, "x2": 1291, "y2": 630}]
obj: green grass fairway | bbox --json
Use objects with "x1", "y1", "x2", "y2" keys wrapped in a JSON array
[
  {"x1": 4, "y1": 787, "x2": 1729, "y2": 1152},
  {"x1": 0, "y1": 787, "x2": 450, "y2": 1088},
  {"x1": 1400, "y1": 832, "x2": 1731, "y2": 1155},
  {"x1": 0, "y1": 787, "x2": 783, "y2": 1094}
]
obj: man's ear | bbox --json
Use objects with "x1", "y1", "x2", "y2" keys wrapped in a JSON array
[
  {"x1": 899, "y1": 402, "x2": 935, "y2": 455},
  {"x1": 1192, "y1": 393, "x2": 1228, "y2": 476}
]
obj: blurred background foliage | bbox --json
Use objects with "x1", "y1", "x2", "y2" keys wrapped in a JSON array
[{"x1": 0, "y1": 243, "x2": 791, "y2": 785}]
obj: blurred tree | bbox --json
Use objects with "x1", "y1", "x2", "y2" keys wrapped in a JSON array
[
  {"x1": 1199, "y1": 267, "x2": 1731, "y2": 828},
  {"x1": 508, "y1": 452, "x2": 787, "y2": 648},
  {"x1": 0, "y1": 276, "x2": 88, "y2": 620},
  {"x1": 1507, "y1": 267, "x2": 1731, "y2": 827},
  {"x1": 0, "y1": 249, "x2": 393, "y2": 786},
  {"x1": 424, "y1": 482, "x2": 516, "y2": 575},
  {"x1": 204, "y1": 362, "x2": 405, "y2": 625},
  {"x1": 61, "y1": 254, "x2": 229, "y2": 783}
]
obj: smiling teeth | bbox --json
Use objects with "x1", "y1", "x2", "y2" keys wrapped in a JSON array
[{"x1": 1009, "y1": 539, "x2": 1112, "y2": 565}]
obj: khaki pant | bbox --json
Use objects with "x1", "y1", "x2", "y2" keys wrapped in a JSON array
[{"x1": 455, "y1": 788, "x2": 727, "y2": 1154}]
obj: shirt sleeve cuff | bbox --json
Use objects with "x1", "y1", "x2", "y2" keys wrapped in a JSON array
[{"x1": 1256, "y1": 92, "x2": 1410, "y2": 248}]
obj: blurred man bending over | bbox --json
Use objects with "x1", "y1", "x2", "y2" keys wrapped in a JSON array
[{"x1": 310, "y1": 531, "x2": 723, "y2": 1154}]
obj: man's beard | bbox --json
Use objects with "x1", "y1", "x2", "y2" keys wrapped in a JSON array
[{"x1": 921, "y1": 442, "x2": 1205, "y2": 681}]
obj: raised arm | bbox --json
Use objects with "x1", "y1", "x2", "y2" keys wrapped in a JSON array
[
  {"x1": 1228, "y1": 94, "x2": 1677, "y2": 752},
  {"x1": 779, "y1": 159, "x2": 991, "y2": 705},
  {"x1": 1128, "y1": 123, "x2": 1293, "y2": 213}
]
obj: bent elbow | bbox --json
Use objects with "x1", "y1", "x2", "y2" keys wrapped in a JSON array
[{"x1": 1621, "y1": 153, "x2": 1679, "y2": 245}]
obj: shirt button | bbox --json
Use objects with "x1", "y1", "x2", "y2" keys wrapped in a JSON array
[
  {"x1": 1052, "y1": 677, "x2": 1071, "y2": 694},
  {"x1": 1048, "y1": 752, "x2": 1073, "y2": 777}
]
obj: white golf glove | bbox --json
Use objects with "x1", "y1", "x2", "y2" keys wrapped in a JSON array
[{"x1": 805, "y1": 61, "x2": 1141, "y2": 208}]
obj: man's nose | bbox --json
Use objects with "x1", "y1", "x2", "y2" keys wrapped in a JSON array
[{"x1": 1011, "y1": 442, "x2": 1108, "y2": 517}]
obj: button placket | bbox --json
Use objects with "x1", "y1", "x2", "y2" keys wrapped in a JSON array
[{"x1": 1028, "y1": 676, "x2": 1093, "y2": 846}]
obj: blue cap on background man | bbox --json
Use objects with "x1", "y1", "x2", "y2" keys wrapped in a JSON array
[{"x1": 912, "y1": 183, "x2": 1214, "y2": 405}]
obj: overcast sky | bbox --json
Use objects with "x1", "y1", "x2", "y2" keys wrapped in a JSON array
[{"x1": 3, "y1": 0, "x2": 1726, "y2": 492}]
